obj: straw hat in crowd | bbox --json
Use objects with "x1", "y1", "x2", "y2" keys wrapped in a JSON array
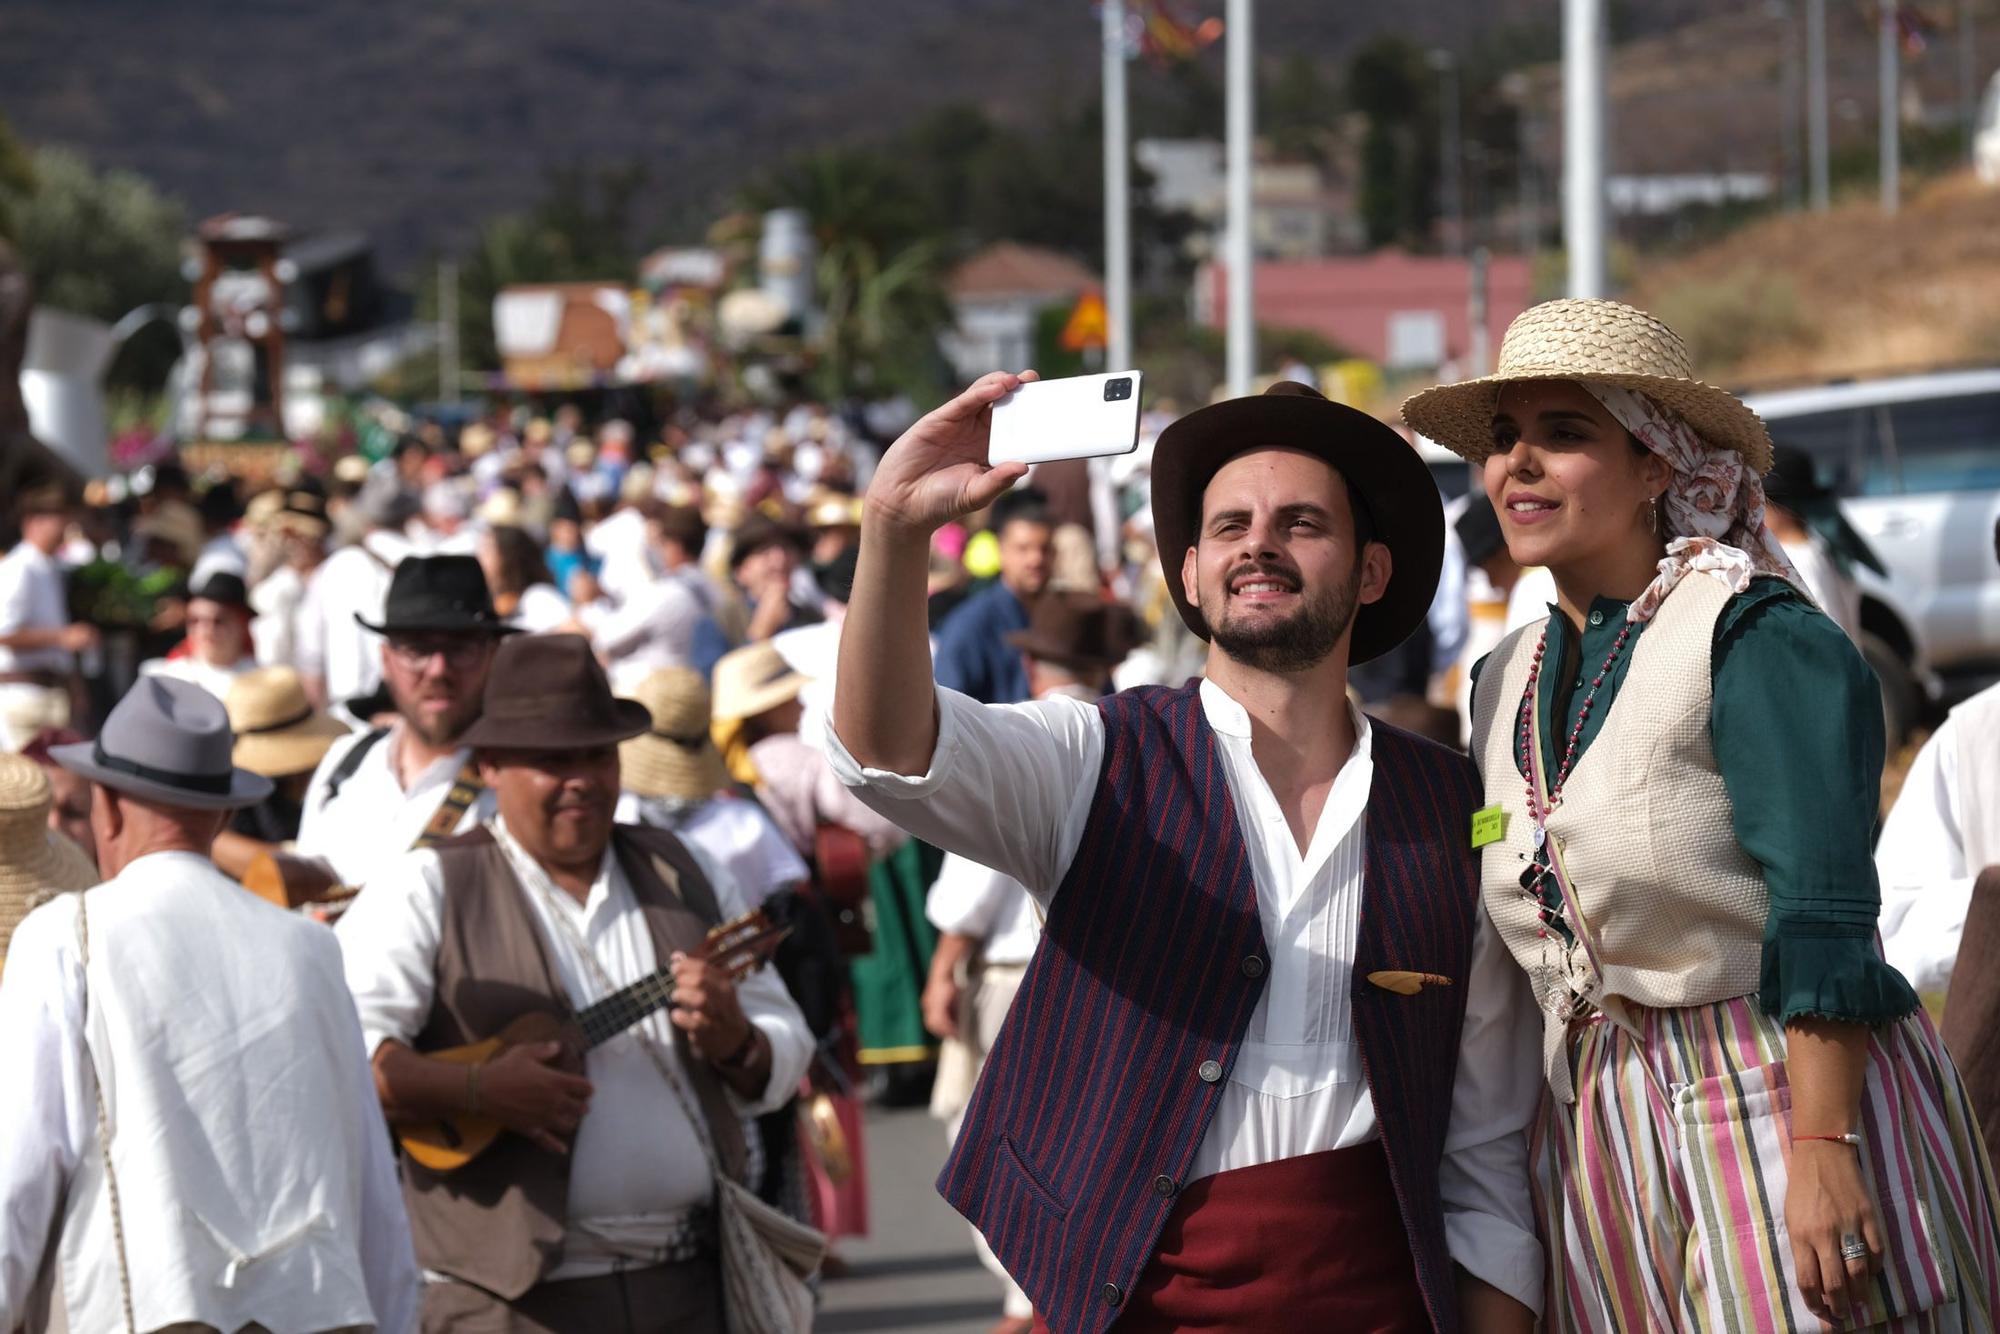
[
  {"x1": 226, "y1": 668, "x2": 351, "y2": 779},
  {"x1": 1400, "y1": 297, "x2": 1775, "y2": 473},
  {"x1": 0, "y1": 754, "x2": 100, "y2": 964},
  {"x1": 711, "y1": 641, "x2": 810, "y2": 727},
  {"x1": 620, "y1": 667, "x2": 732, "y2": 801}
]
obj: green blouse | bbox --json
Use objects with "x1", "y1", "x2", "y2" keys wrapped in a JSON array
[{"x1": 1476, "y1": 578, "x2": 1919, "y2": 1027}]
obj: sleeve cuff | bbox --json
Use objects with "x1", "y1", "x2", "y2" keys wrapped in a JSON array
[
  {"x1": 1444, "y1": 1210, "x2": 1545, "y2": 1318},
  {"x1": 822, "y1": 684, "x2": 964, "y2": 800},
  {"x1": 1760, "y1": 926, "x2": 1921, "y2": 1025}
]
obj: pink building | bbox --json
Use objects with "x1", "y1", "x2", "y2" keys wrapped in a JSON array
[{"x1": 1198, "y1": 251, "x2": 1537, "y2": 374}]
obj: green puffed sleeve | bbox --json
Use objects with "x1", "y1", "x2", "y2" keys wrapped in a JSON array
[{"x1": 1711, "y1": 580, "x2": 1920, "y2": 1025}]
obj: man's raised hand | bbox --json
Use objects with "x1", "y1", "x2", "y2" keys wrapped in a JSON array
[{"x1": 863, "y1": 370, "x2": 1038, "y2": 537}]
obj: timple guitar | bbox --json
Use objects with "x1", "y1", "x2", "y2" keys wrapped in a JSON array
[{"x1": 398, "y1": 909, "x2": 790, "y2": 1173}]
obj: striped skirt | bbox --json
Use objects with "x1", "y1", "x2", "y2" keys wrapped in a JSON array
[{"x1": 1533, "y1": 996, "x2": 2000, "y2": 1331}]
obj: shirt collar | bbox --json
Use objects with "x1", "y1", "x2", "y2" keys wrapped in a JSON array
[
  {"x1": 491, "y1": 813, "x2": 618, "y2": 918},
  {"x1": 1198, "y1": 676, "x2": 1374, "y2": 762},
  {"x1": 385, "y1": 723, "x2": 473, "y2": 794}
]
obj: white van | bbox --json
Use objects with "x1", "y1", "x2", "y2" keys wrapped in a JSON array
[{"x1": 1745, "y1": 369, "x2": 2000, "y2": 738}]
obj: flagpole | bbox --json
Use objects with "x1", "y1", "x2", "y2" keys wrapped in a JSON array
[
  {"x1": 1225, "y1": 0, "x2": 1255, "y2": 394},
  {"x1": 1563, "y1": 0, "x2": 1609, "y2": 298},
  {"x1": 1103, "y1": 0, "x2": 1133, "y2": 371}
]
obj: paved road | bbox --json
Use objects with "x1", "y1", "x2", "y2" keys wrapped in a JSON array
[{"x1": 817, "y1": 1105, "x2": 1009, "y2": 1333}]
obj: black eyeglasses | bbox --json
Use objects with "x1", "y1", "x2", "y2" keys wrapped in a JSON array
[{"x1": 386, "y1": 636, "x2": 495, "y2": 670}]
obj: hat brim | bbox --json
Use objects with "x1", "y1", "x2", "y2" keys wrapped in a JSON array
[
  {"x1": 1149, "y1": 394, "x2": 1444, "y2": 665},
  {"x1": 232, "y1": 714, "x2": 352, "y2": 778},
  {"x1": 354, "y1": 613, "x2": 521, "y2": 636},
  {"x1": 712, "y1": 671, "x2": 809, "y2": 725},
  {"x1": 619, "y1": 733, "x2": 733, "y2": 800},
  {"x1": 458, "y1": 698, "x2": 654, "y2": 752},
  {"x1": 48, "y1": 741, "x2": 273, "y2": 811},
  {"x1": 1001, "y1": 629, "x2": 1130, "y2": 673},
  {"x1": 1400, "y1": 370, "x2": 1775, "y2": 474}
]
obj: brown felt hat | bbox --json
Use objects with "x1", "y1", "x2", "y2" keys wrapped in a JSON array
[
  {"x1": 1004, "y1": 594, "x2": 1143, "y2": 673},
  {"x1": 1149, "y1": 381, "x2": 1443, "y2": 664},
  {"x1": 459, "y1": 633, "x2": 652, "y2": 751}
]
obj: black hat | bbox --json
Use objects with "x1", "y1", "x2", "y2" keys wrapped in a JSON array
[
  {"x1": 355, "y1": 554, "x2": 519, "y2": 637},
  {"x1": 1761, "y1": 444, "x2": 1837, "y2": 510},
  {"x1": 1149, "y1": 381, "x2": 1443, "y2": 665},
  {"x1": 1004, "y1": 593, "x2": 1142, "y2": 672},
  {"x1": 189, "y1": 570, "x2": 250, "y2": 610}
]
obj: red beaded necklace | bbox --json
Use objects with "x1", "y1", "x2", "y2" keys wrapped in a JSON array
[{"x1": 1515, "y1": 615, "x2": 1635, "y2": 831}]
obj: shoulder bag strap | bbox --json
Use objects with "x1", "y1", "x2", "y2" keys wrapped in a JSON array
[
  {"x1": 320, "y1": 726, "x2": 390, "y2": 807},
  {"x1": 74, "y1": 893, "x2": 138, "y2": 1334}
]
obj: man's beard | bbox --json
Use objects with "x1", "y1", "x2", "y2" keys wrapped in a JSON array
[
  {"x1": 1202, "y1": 560, "x2": 1361, "y2": 673},
  {"x1": 391, "y1": 681, "x2": 482, "y2": 748}
]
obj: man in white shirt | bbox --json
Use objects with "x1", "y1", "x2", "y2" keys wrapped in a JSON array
[
  {"x1": 0, "y1": 675, "x2": 419, "y2": 1332},
  {"x1": 831, "y1": 375, "x2": 1542, "y2": 1331},
  {"x1": 580, "y1": 507, "x2": 708, "y2": 695},
  {"x1": 137, "y1": 569, "x2": 260, "y2": 701},
  {"x1": 0, "y1": 485, "x2": 96, "y2": 752},
  {"x1": 295, "y1": 555, "x2": 512, "y2": 894},
  {"x1": 298, "y1": 487, "x2": 416, "y2": 712},
  {"x1": 337, "y1": 633, "x2": 813, "y2": 1328}
]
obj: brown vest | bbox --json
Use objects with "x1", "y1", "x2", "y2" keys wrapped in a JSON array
[{"x1": 401, "y1": 823, "x2": 749, "y2": 1299}]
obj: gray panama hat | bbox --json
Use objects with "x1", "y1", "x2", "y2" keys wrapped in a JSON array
[{"x1": 51, "y1": 676, "x2": 273, "y2": 811}]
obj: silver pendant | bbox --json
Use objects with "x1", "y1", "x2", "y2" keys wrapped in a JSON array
[{"x1": 1532, "y1": 822, "x2": 1547, "y2": 851}]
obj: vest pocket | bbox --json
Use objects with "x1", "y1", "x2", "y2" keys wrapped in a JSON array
[
  {"x1": 1673, "y1": 1060, "x2": 1953, "y2": 1326},
  {"x1": 994, "y1": 1133, "x2": 1072, "y2": 1222}
]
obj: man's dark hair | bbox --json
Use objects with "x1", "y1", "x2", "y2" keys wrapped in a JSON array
[
  {"x1": 990, "y1": 486, "x2": 1052, "y2": 539},
  {"x1": 652, "y1": 504, "x2": 709, "y2": 556}
]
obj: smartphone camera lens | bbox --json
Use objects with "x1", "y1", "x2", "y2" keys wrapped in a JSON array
[{"x1": 1104, "y1": 377, "x2": 1133, "y2": 402}]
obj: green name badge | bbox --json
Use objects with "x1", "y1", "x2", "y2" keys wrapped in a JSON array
[{"x1": 1470, "y1": 804, "x2": 1506, "y2": 849}]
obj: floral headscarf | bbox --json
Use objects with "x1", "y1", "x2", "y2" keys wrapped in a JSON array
[{"x1": 1582, "y1": 384, "x2": 1802, "y2": 623}]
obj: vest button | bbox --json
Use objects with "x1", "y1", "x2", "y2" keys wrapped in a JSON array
[
  {"x1": 1198, "y1": 1059, "x2": 1223, "y2": 1083},
  {"x1": 1588, "y1": 608, "x2": 1605, "y2": 627},
  {"x1": 1103, "y1": 1282, "x2": 1124, "y2": 1307},
  {"x1": 1241, "y1": 955, "x2": 1266, "y2": 979},
  {"x1": 1153, "y1": 1174, "x2": 1177, "y2": 1197}
]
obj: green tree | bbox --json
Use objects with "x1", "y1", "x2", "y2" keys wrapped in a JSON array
[
  {"x1": 1347, "y1": 35, "x2": 1438, "y2": 250},
  {"x1": 0, "y1": 115, "x2": 36, "y2": 242}
]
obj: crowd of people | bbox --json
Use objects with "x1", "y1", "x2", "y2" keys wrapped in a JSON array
[{"x1": 2, "y1": 297, "x2": 2000, "y2": 1332}]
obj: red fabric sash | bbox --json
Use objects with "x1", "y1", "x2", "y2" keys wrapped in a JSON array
[{"x1": 1037, "y1": 1142, "x2": 1430, "y2": 1333}]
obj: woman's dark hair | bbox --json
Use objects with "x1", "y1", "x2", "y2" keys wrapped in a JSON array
[{"x1": 485, "y1": 524, "x2": 552, "y2": 596}]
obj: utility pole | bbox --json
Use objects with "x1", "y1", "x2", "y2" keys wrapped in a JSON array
[
  {"x1": 1431, "y1": 49, "x2": 1464, "y2": 256},
  {"x1": 1563, "y1": 0, "x2": 1609, "y2": 297},
  {"x1": 1225, "y1": 0, "x2": 1256, "y2": 394},
  {"x1": 1882, "y1": 0, "x2": 1902, "y2": 215},
  {"x1": 1102, "y1": 0, "x2": 1133, "y2": 371},
  {"x1": 438, "y1": 258, "x2": 459, "y2": 404},
  {"x1": 1807, "y1": 0, "x2": 1831, "y2": 210},
  {"x1": 1468, "y1": 246, "x2": 1492, "y2": 377}
]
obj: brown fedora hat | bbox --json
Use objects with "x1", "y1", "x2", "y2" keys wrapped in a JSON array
[
  {"x1": 459, "y1": 634, "x2": 652, "y2": 751},
  {"x1": 1150, "y1": 381, "x2": 1442, "y2": 665},
  {"x1": 1004, "y1": 594, "x2": 1143, "y2": 673}
]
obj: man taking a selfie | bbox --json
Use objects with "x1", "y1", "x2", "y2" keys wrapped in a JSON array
[{"x1": 829, "y1": 371, "x2": 1543, "y2": 1332}]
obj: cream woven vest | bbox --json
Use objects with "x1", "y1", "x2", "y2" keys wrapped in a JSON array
[{"x1": 1470, "y1": 575, "x2": 1767, "y2": 1102}]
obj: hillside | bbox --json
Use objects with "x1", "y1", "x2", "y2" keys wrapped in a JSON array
[
  {"x1": 1629, "y1": 170, "x2": 2000, "y2": 386},
  {"x1": 0, "y1": 0, "x2": 1725, "y2": 273}
]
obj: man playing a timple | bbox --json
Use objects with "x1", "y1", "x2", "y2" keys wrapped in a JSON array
[
  {"x1": 337, "y1": 634, "x2": 814, "y2": 1329},
  {"x1": 830, "y1": 372, "x2": 1543, "y2": 1332}
]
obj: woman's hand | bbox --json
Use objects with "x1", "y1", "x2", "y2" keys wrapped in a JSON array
[
  {"x1": 1786, "y1": 1140, "x2": 1883, "y2": 1324},
  {"x1": 863, "y1": 370, "x2": 1037, "y2": 538}
]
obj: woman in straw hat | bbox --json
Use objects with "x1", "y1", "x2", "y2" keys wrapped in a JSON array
[{"x1": 1404, "y1": 298, "x2": 2000, "y2": 1330}]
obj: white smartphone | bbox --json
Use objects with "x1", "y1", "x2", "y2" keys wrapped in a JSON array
[{"x1": 987, "y1": 370, "x2": 1144, "y2": 467}]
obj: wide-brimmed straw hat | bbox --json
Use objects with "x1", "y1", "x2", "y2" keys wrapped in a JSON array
[
  {"x1": 710, "y1": 641, "x2": 809, "y2": 724},
  {"x1": 1150, "y1": 380, "x2": 1443, "y2": 664},
  {"x1": 50, "y1": 676, "x2": 272, "y2": 811},
  {"x1": 458, "y1": 633, "x2": 651, "y2": 751},
  {"x1": 0, "y1": 755, "x2": 100, "y2": 959},
  {"x1": 620, "y1": 667, "x2": 732, "y2": 800},
  {"x1": 226, "y1": 667, "x2": 351, "y2": 778},
  {"x1": 1400, "y1": 298, "x2": 1775, "y2": 474}
]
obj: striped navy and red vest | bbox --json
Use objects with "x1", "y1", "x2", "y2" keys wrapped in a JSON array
[{"x1": 938, "y1": 681, "x2": 1483, "y2": 1333}]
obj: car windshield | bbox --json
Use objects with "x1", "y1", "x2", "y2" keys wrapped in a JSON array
[{"x1": 1761, "y1": 386, "x2": 2000, "y2": 496}]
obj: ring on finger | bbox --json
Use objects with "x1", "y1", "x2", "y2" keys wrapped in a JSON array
[{"x1": 1840, "y1": 1234, "x2": 1870, "y2": 1263}]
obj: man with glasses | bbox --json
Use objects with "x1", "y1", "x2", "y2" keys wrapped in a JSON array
[{"x1": 296, "y1": 555, "x2": 516, "y2": 891}]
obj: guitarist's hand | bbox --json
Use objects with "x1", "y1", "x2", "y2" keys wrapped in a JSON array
[
  {"x1": 668, "y1": 952, "x2": 753, "y2": 1064},
  {"x1": 482, "y1": 1040, "x2": 594, "y2": 1155}
]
